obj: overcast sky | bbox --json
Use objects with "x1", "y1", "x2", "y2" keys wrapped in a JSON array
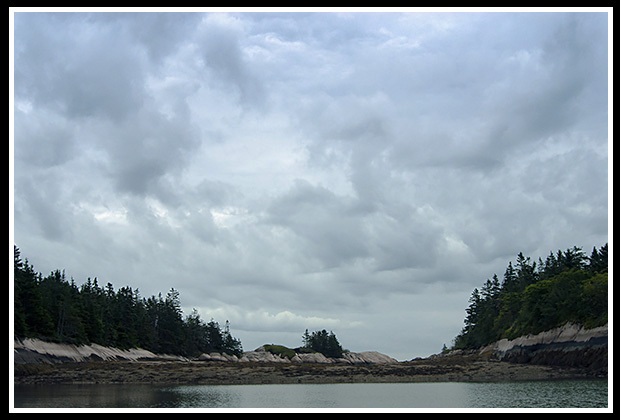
[{"x1": 11, "y1": 9, "x2": 610, "y2": 359}]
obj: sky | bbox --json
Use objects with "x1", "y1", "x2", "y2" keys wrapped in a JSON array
[{"x1": 10, "y1": 9, "x2": 611, "y2": 360}]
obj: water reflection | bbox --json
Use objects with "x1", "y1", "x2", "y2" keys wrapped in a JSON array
[
  {"x1": 463, "y1": 380, "x2": 609, "y2": 408},
  {"x1": 14, "y1": 384, "x2": 169, "y2": 408},
  {"x1": 155, "y1": 385, "x2": 241, "y2": 408},
  {"x1": 14, "y1": 380, "x2": 608, "y2": 409}
]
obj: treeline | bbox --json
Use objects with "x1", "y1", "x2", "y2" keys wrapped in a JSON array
[
  {"x1": 13, "y1": 246, "x2": 242, "y2": 357},
  {"x1": 453, "y1": 244, "x2": 608, "y2": 350},
  {"x1": 302, "y1": 329, "x2": 344, "y2": 358}
]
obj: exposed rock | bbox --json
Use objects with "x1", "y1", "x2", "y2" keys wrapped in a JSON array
[
  {"x1": 14, "y1": 338, "x2": 188, "y2": 364},
  {"x1": 194, "y1": 347, "x2": 399, "y2": 365},
  {"x1": 241, "y1": 347, "x2": 397, "y2": 365},
  {"x1": 197, "y1": 352, "x2": 238, "y2": 362},
  {"x1": 480, "y1": 323, "x2": 608, "y2": 375},
  {"x1": 14, "y1": 338, "x2": 398, "y2": 366},
  {"x1": 239, "y1": 350, "x2": 291, "y2": 363},
  {"x1": 292, "y1": 352, "x2": 331, "y2": 363},
  {"x1": 346, "y1": 351, "x2": 398, "y2": 364},
  {"x1": 484, "y1": 323, "x2": 608, "y2": 355},
  {"x1": 428, "y1": 348, "x2": 477, "y2": 358}
]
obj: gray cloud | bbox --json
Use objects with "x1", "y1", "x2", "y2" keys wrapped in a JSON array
[
  {"x1": 196, "y1": 14, "x2": 266, "y2": 107},
  {"x1": 12, "y1": 10, "x2": 609, "y2": 359},
  {"x1": 15, "y1": 14, "x2": 144, "y2": 122},
  {"x1": 266, "y1": 179, "x2": 370, "y2": 268}
]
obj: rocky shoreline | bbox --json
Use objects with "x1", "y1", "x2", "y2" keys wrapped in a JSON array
[
  {"x1": 479, "y1": 322, "x2": 608, "y2": 374},
  {"x1": 14, "y1": 352, "x2": 602, "y2": 386},
  {"x1": 13, "y1": 338, "x2": 398, "y2": 365},
  {"x1": 13, "y1": 322, "x2": 607, "y2": 386}
]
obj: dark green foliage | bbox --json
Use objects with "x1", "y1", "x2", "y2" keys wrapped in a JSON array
[
  {"x1": 302, "y1": 329, "x2": 344, "y2": 358},
  {"x1": 183, "y1": 312, "x2": 243, "y2": 358},
  {"x1": 12, "y1": 247, "x2": 243, "y2": 357},
  {"x1": 13, "y1": 247, "x2": 53, "y2": 339},
  {"x1": 37, "y1": 269, "x2": 87, "y2": 344},
  {"x1": 588, "y1": 244, "x2": 608, "y2": 274},
  {"x1": 453, "y1": 244, "x2": 608, "y2": 350}
]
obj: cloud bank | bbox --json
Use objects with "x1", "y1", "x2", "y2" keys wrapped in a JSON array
[{"x1": 12, "y1": 10, "x2": 609, "y2": 359}]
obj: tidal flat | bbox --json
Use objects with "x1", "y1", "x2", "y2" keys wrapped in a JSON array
[{"x1": 13, "y1": 353, "x2": 600, "y2": 386}]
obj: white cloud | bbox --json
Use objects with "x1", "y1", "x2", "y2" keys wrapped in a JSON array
[{"x1": 195, "y1": 304, "x2": 359, "y2": 333}]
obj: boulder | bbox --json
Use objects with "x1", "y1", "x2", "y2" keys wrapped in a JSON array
[
  {"x1": 292, "y1": 352, "x2": 331, "y2": 364},
  {"x1": 241, "y1": 350, "x2": 291, "y2": 363},
  {"x1": 198, "y1": 352, "x2": 239, "y2": 362}
]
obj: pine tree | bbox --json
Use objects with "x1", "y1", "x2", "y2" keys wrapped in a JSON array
[
  {"x1": 453, "y1": 244, "x2": 608, "y2": 349},
  {"x1": 157, "y1": 289, "x2": 186, "y2": 354},
  {"x1": 12, "y1": 246, "x2": 245, "y2": 356},
  {"x1": 13, "y1": 247, "x2": 52, "y2": 338},
  {"x1": 79, "y1": 278, "x2": 105, "y2": 345},
  {"x1": 304, "y1": 329, "x2": 344, "y2": 358},
  {"x1": 302, "y1": 329, "x2": 311, "y2": 348},
  {"x1": 502, "y1": 261, "x2": 518, "y2": 293},
  {"x1": 515, "y1": 252, "x2": 537, "y2": 291},
  {"x1": 589, "y1": 244, "x2": 608, "y2": 274},
  {"x1": 222, "y1": 320, "x2": 243, "y2": 357}
]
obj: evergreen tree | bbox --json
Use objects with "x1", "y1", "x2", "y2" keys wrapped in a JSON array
[
  {"x1": 589, "y1": 244, "x2": 608, "y2": 274},
  {"x1": 502, "y1": 261, "x2": 518, "y2": 293},
  {"x1": 515, "y1": 252, "x2": 537, "y2": 291},
  {"x1": 79, "y1": 278, "x2": 106, "y2": 345},
  {"x1": 454, "y1": 244, "x2": 608, "y2": 349},
  {"x1": 222, "y1": 320, "x2": 243, "y2": 357},
  {"x1": 12, "y1": 246, "x2": 244, "y2": 357},
  {"x1": 38, "y1": 269, "x2": 86, "y2": 343},
  {"x1": 159, "y1": 288, "x2": 185, "y2": 354},
  {"x1": 303, "y1": 329, "x2": 344, "y2": 358},
  {"x1": 464, "y1": 288, "x2": 481, "y2": 330},
  {"x1": 302, "y1": 329, "x2": 311, "y2": 348},
  {"x1": 561, "y1": 246, "x2": 588, "y2": 271},
  {"x1": 102, "y1": 282, "x2": 118, "y2": 346},
  {"x1": 13, "y1": 247, "x2": 52, "y2": 338},
  {"x1": 113, "y1": 286, "x2": 141, "y2": 349}
]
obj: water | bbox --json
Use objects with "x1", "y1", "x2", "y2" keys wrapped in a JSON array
[{"x1": 14, "y1": 380, "x2": 608, "y2": 409}]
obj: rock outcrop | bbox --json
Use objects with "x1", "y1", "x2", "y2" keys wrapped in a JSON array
[
  {"x1": 480, "y1": 323, "x2": 608, "y2": 375},
  {"x1": 340, "y1": 351, "x2": 399, "y2": 365},
  {"x1": 14, "y1": 338, "x2": 398, "y2": 365},
  {"x1": 13, "y1": 338, "x2": 188, "y2": 364},
  {"x1": 199, "y1": 346, "x2": 398, "y2": 364}
]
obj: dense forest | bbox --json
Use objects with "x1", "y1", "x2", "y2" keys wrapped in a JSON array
[
  {"x1": 452, "y1": 244, "x2": 608, "y2": 350},
  {"x1": 12, "y1": 246, "x2": 243, "y2": 357}
]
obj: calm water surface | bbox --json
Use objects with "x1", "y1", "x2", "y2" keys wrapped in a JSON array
[{"x1": 14, "y1": 380, "x2": 608, "y2": 409}]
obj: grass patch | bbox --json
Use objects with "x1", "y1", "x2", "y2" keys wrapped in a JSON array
[{"x1": 263, "y1": 345, "x2": 296, "y2": 359}]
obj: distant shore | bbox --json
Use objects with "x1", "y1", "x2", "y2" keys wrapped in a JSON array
[{"x1": 13, "y1": 353, "x2": 602, "y2": 386}]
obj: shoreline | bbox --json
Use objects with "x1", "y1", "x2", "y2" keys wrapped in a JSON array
[{"x1": 13, "y1": 354, "x2": 603, "y2": 386}]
